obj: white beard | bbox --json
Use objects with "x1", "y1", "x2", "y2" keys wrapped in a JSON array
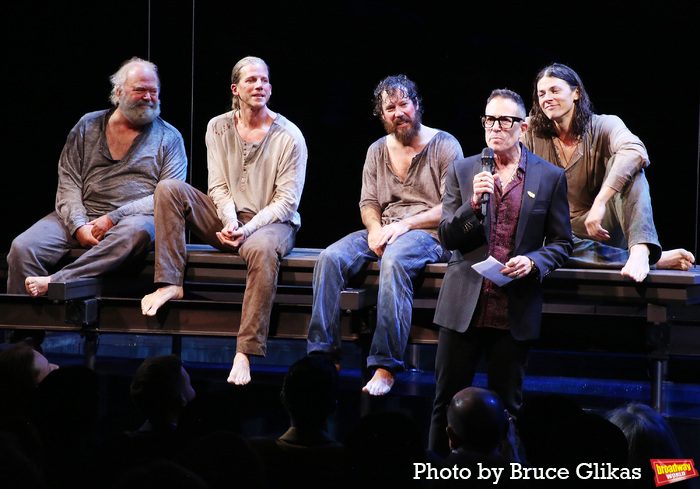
[{"x1": 119, "y1": 97, "x2": 161, "y2": 125}]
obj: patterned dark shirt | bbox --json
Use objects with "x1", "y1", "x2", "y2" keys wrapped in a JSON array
[{"x1": 471, "y1": 149, "x2": 527, "y2": 330}]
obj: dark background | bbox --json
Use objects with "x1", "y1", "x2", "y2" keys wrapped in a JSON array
[{"x1": 2, "y1": 0, "x2": 698, "y2": 255}]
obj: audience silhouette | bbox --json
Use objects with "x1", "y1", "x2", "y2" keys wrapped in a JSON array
[
  {"x1": 112, "y1": 459, "x2": 210, "y2": 489},
  {"x1": 91, "y1": 354, "x2": 197, "y2": 487},
  {"x1": 427, "y1": 386, "x2": 528, "y2": 488},
  {"x1": 1, "y1": 341, "x2": 696, "y2": 489},
  {"x1": 517, "y1": 393, "x2": 631, "y2": 488},
  {"x1": 0, "y1": 341, "x2": 58, "y2": 487},
  {"x1": 344, "y1": 410, "x2": 426, "y2": 489},
  {"x1": 248, "y1": 354, "x2": 344, "y2": 489},
  {"x1": 31, "y1": 365, "x2": 99, "y2": 489},
  {"x1": 607, "y1": 402, "x2": 693, "y2": 489},
  {"x1": 179, "y1": 431, "x2": 264, "y2": 489}
]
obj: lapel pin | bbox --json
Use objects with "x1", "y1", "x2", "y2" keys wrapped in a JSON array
[{"x1": 527, "y1": 191, "x2": 535, "y2": 198}]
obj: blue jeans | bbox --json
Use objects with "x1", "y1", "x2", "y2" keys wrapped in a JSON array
[{"x1": 307, "y1": 229, "x2": 449, "y2": 371}]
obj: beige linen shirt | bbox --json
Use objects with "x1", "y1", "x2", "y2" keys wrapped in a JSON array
[
  {"x1": 206, "y1": 111, "x2": 307, "y2": 237},
  {"x1": 523, "y1": 114, "x2": 648, "y2": 219}
]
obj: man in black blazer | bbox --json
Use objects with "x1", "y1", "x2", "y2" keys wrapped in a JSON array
[{"x1": 429, "y1": 89, "x2": 572, "y2": 456}]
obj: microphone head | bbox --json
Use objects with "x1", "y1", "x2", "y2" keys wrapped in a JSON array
[
  {"x1": 481, "y1": 147, "x2": 495, "y2": 173},
  {"x1": 481, "y1": 147, "x2": 495, "y2": 160}
]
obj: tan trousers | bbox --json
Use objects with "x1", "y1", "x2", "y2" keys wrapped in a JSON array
[{"x1": 152, "y1": 179, "x2": 295, "y2": 356}]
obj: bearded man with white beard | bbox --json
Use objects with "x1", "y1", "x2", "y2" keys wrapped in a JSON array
[
  {"x1": 307, "y1": 75, "x2": 463, "y2": 396},
  {"x1": 7, "y1": 57, "x2": 187, "y2": 297}
]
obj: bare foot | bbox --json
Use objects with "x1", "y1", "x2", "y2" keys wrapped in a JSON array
[
  {"x1": 656, "y1": 249, "x2": 695, "y2": 271},
  {"x1": 25, "y1": 276, "x2": 51, "y2": 297},
  {"x1": 227, "y1": 352, "x2": 251, "y2": 385},
  {"x1": 141, "y1": 285, "x2": 184, "y2": 316},
  {"x1": 362, "y1": 368, "x2": 395, "y2": 396},
  {"x1": 621, "y1": 244, "x2": 650, "y2": 282}
]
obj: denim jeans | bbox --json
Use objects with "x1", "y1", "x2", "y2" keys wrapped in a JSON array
[{"x1": 307, "y1": 229, "x2": 449, "y2": 371}]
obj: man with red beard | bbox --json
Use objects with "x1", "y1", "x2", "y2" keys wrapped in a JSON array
[
  {"x1": 307, "y1": 75, "x2": 463, "y2": 395},
  {"x1": 7, "y1": 57, "x2": 187, "y2": 297}
]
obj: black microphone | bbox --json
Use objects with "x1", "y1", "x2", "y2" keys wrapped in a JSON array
[{"x1": 480, "y1": 147, "x2": 495, "y2": 213}]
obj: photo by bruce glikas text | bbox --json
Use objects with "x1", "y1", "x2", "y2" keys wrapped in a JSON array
[{"x1": 414, "y1": 462, "x2": 642, "y2": 484}]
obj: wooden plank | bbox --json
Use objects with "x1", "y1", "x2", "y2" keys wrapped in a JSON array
[
  {"x1": 0, "y1": 295, "x2": 82, "y2": 330},
  {"x1": 91, "y1": 297, "x2": 359, "y2": 341}
]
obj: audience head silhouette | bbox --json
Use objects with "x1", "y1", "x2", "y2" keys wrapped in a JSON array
[
  {"x1": 447, "y1": 387, "x2": 508, "y2": 454},
  {"x1": 345, "y1": 410, "x2": 425, "y2": 488},
  {"x1": 518, "y1": 394, "x2": 628, "y2": 469},
  {"x1": 130, "y1": 354, "x2": 196, "y2": 425},
  {"x1": 113, "y1": 460, "x2": 209, "y2": 489},
  {"x1": 0, "y1": 341, "x2": 58, "y2": 415},
  {"x1": 281, "y1": 354, "x2": 339, "y2": 429},
  {"x1": 607, "y1": 402, "x2": 688, "y2": 488}
]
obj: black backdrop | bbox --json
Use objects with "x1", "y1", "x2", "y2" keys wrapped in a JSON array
[{"x1": 3, "y1": 1, "x2": 698, "y2": 255}]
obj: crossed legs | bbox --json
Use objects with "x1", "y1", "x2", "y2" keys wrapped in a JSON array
[
  {"x1": 8, "y1": 212, "x2": 155, "y2": 296},
  {"x1": 569, "y1": 167, "x2": 694, "y2": 281}
]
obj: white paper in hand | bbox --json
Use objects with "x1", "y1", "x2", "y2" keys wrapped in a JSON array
[{"x1": 471, "y1": 256, "x2": 513, "y2": 287}]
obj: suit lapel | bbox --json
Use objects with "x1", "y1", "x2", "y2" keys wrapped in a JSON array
[{"x1": 515, "y1": 151, "x2": 541, "y2": 249}]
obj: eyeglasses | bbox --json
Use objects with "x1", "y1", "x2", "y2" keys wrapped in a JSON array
[{"x1": 481, "y1": 115, "x2": 523, "y2": 130}]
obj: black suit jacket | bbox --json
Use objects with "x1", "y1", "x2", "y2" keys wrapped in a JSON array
[{"x1": 433, "y1": 147, "x2": 572, "y2": 341}]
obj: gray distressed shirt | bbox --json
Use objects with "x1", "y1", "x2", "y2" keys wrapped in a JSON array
[
  {"x1": 359, "y1": 131, "x2": 463, "y2": 239},
  {"x1": 55, "y1": 109, "x2": 188, "y2": 235}
]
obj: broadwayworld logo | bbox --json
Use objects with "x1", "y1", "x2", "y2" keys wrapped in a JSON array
[{"x1": 651, "y1": 459, "x2": 698, "y2": 487}]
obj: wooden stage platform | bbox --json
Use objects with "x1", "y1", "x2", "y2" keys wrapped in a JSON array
[{"x1": 1, "y1": 245, "x2": 699, "y2": 413}]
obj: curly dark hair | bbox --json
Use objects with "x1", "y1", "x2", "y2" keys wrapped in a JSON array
[
  {"x1": 372, "y1": 74, "x2": 423, "y2": 118},
  {"x1": 529, "y1": 63, "x2": 594, "y2": 139}
]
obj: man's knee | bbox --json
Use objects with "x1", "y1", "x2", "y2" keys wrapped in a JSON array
[
  {"x1": 8, "y1": 233, "x2": 35, "y2": 264},
  {"x1": 378, "y1": 258, "x2": 401, "y2": 285},
  {"x1": 379, "y1": 250, "x2": 410, "y2": 278},
  {"x1": 242, "y1": 239, "x2": 280, "y2": 271},
  {"x1": 107, "y1": 216, "x2": 156, "y2": 253},
  {"x1": 318, "y1": 244, "x2": 345, "y2": 267},
  {"x1": 155, "y1": 178, "x2": 189, "y2": 202},
  {"x1": 320, "y1": 232, "x2": 367, "y2": 265},
  {"x1": 117, "y1": 215, "x2": 155, "y2": 235}
]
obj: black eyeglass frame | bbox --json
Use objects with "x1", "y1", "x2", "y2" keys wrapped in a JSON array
[{"x1": 481, "y1": 115, "x2": 524, "y2": 129}]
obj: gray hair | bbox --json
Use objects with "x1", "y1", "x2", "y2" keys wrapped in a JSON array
[
  {"x1": 109, "y1": 57, "x2": 160, "y2": 106},
  {"x1": 230, "y1": 56, "x2": 269, "y2": 110},
  {"x1": 486, "y1": 88, "x2": 527, "y2": 118}
]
